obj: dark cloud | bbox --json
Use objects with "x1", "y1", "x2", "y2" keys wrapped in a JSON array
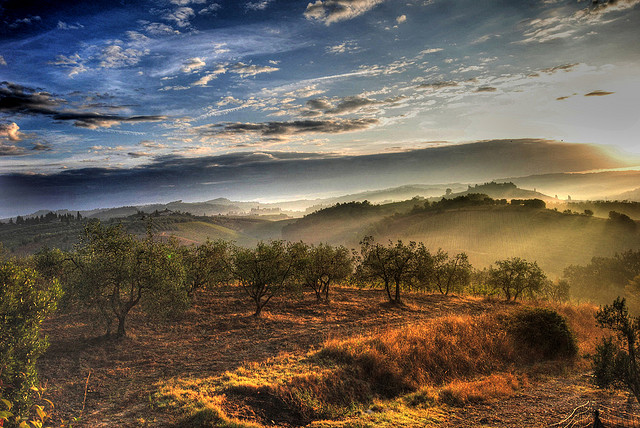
[
  {"x1": 540, "y1": 63, "x2": 579, "y2": 74},
  {"x1": 31, "y1": 142, "x2": 52, "y2": 151},
  {"x1": 416, "y1": 81, "x2": 459, "y2": 90},
  {"x1": 475, "y1": 86, "x2": 497, "y2": 93},
  {"x1": 0, "y1": 82, "x2": 167, "y2": 128},
  {"x1": 199, "y1": 118, "x2": 379, "y2": 137},
  {"x1": 303, "y1": 96, "x2": 404, "y2": 116},
  {"x1": 0, "y1": 139, "x2": 633, "y2": 218},
  {"x1": 585, "y1": 90, "x2": 614, "y2": 97}
]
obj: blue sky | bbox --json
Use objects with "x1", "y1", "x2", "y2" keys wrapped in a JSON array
[{"x1": 0, "y1": 0, "x2": 639, "y2": 214}]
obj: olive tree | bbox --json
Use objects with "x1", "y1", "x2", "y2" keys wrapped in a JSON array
[
  {"x1": 181, "y1": 240, "x2": 231, "y2": 296},
  {"x1": 355, "y1": 237, "x2": 416, "y2": 304},
  {"x1": 430, "y1": 250, "x2": 472, "y2": 295},
  {"x1": 488, "y1": 257, "x2": 546, "y2": 301},
  {"x1": 68, "y1": 221, "x2": 188, "y2": 338},
  {"x1": 296, "y1": 243, "x2": 352, "y2": 301},
  {"x1": 231, "y1": 241, "x2": 298, "y2": 317}
]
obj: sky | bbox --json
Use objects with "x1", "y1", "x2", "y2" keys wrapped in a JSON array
[{"x1": 0, "y1": 0, "x2": 639, "y2": 215}]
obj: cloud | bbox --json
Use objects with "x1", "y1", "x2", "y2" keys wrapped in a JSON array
[
  {"x1": 419, "y1": 48, "x2": 443, "y2": 55},
  {"x1": 540, "y1": 63, "x2": 580, "y2": 74},
  {"x1": 170, "y1": 0, "x2": 207, "y2": 4},
  {"x1": 163, "y1": 7, "x2": 195, "y2": 28},
  {"x1": 143, "y1": 22, "x2": 180, "y2": 36},
  {"x1": 193, "y1": 65, "x2": 228, "y2": 86},
  {"x1": 181, "y1": 57, "x2": 206, "y2": 73},
  {"x1": 230, "y1": 62, "x2": 279, "y2": 77},
  {"x1": 57, "y1": 21, "x2": 84, "y2": 30},
  {"x1": 198, "y1": 118, "x2": 379, "y2": 138},
  {"x1": 396, "y1": 14, "x2": 407, "y2": 24},
  {"x1": 416, "y1": 81, "x2": 459, "y2": 90},
  {"x1": 585, "y1": 90, "x2": 614, "y2": 96},
  {"x1": 556, "y1": 95, "x2": 571, "y2": 101},
  {"x1": 304, "y1": 0, "x2": 386, "y2": 25},
  {"x1": 0, "y1": 82, "x2": 167, "y2": 129},
  {"x1": 0, "y1": 139, "x2": 630, "y2": 217},
  {"x1": 31, "y1": 142, "x2": 52, "y2": 151},
  {"x1": 245, "y1": 0, "x2": 274, "y2": 10},
  {"x1": 99, "y1": 45, "x2": 149, "y2": 68},
  {"x1": 48, "y1": 53, "x2": 87, "y2": 77},
  {"x1": 0, "y1": 122, "x2": 22, "y2": 142},
  {"x1": 475, "y1": 86, "x2": 497, "y2": 92},
  {"x1": 326, "y1": 41, "x2": 359, "y2": 54},
  {"x1": 199, "y1": 3, "x2": 222, "y2": 14}
]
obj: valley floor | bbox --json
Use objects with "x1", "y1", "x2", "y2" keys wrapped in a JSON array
[{"x1": 37, "y1": 287, "x2": 639, "y2": 427}]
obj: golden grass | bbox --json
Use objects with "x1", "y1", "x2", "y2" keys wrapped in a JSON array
[{"x1": 157, "y1": 305, "x2": 585, "y2": 426}]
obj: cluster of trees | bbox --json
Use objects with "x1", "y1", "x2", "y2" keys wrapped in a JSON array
[
  {"x1": 0, "y1": 220, "x2": 580, "y2": 419},
  {"x1": 2, "y1": 211, "x2": 83, "y2": 227},
  {"x1": 563, "y1": 250, "x2": 640, "y2": 305}
]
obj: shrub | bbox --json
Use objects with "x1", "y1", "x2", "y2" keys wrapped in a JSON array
[
  {"x1": 0, "y1": 261, "x2": 61, "y2": 416},
  {"x1": 505, "y1": 307, "x2": 577, "y2": 360}
]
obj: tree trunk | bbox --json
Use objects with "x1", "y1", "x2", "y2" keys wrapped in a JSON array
[
  {"x1": 385, "y1": 280, "x2": 392, "y2": 302},
  {"x1": 394, "y1": 280, "x2": 401, "y2": 304},
  {"x1": 254, "y1": 299, "x2": 263, "y2": 317},
  {"x1": 116, "y1": 316, "x2": 126, "y2": 338}
]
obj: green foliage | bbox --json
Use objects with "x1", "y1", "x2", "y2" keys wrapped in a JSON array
[
  {"x1": 355, "y1": 237, "x2": 417, "y2": 304},
  {"x1": 294, "y1": 243, "x2": 353, "y2": 301},
  {"x1": 542, "y1": 279, "x2": 571, "y2": 302},
  {"x1": 488, "y1": 258, "x2": 546, "y2": 301},
  {"x1": 592, "y1": 297, "x2": 640, "y2": 404},
  {"x1": 0, "y1": 261, "x2": 61, "y2": 417},
  {"x1": 231, "y1": 241, "x2": 299, "y2": 316},
  {"x1": 564, "y1": 250, "x2": 640, "y2": 305},
  {"x1": 506, "y1": 308, "x2": 577, "y2": 360},
  {"x1": 427, "y1": 250, "x2": 471, "y2": 296},
  {"x1": 181, "y1": 240, "x2": 231, "y2": 296},
  {"x1": 67, "y1": 221, "x2": 188, "y2": 337}
]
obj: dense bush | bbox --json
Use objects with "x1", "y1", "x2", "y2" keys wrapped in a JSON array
[
  {"x1": 505, "y1": 307, "x2": 577, "y2": 360},
  {"x1": 0, "y1": 260, "x2": 61, "y2": 416}
]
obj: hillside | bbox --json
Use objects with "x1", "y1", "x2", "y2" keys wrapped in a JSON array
[
  {"x1": 0, "y1": 212, "x2": 270, "y2": 254},
  {"x1": 283, "y1": 197, "x2": 640, "y2": 277}
]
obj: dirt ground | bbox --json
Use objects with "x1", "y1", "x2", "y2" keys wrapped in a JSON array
[{"x1": 37, "y1": 287, "x2": 639, "y2": 427}]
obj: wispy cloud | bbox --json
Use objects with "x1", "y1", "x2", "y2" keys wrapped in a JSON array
[{"x1": 304, "y1": 0, "x2": 386, "y2": 25}]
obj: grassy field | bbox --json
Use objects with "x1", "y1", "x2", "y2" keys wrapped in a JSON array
[{"x1": 36, "y1": 286, "x2": 639, "y2": 427}]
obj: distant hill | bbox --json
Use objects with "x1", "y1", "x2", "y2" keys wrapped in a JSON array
[
  {"x1": 502, "y1": 170, "x2": 640, "y2": 201},
  {"x1": 444, "y1": 182, "x2": 557, "y2": 202},
  {"x1": 607, "y1": 187, "x2": 640, "y2": 202},
  {"x1": 282, "y1": 195, "x2": 640, "y2": 277}
]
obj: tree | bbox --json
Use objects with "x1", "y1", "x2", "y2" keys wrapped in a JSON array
[
  {"x1": 181, "y1": 240, "x2": 231, "y2": 296},
  {"x1": 592, "y1": 297, "x2": 640, "y2": 404},
  {"x1": 0, "y1": 260, "x2": 61, "y2": 415},
  {"x1": 231, "y1": 241, "x2": 298, "y2": 317},
  {"x1": 488, "y1": 257, "x2": 546, "y2": 301},
  {"x1": 68, "y1": 221, "x2": 188, "y2": 338},
  {"x1": 430, "y1": 250, "x2": 472, "y2": 295},
  {"x1": 296, "y1": 243, "x2": 352, "y2": 301},
  {"x1": 355, "y1": 237, "x2": 416, "y2": 304}
]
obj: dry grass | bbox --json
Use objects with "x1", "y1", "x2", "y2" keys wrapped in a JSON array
[{"x1": 37, "y1": 286, "x2": 609, "y2": 427}]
